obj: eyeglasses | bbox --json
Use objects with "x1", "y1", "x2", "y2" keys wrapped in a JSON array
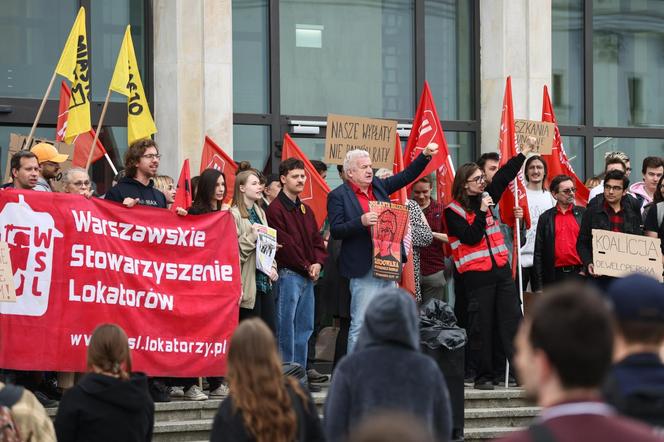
[
  {"x1": 558, "y1": 188, "x2": 576, "y2": 195},
  {"x1": 466, "y1": 175, "x2": 486, "y2": 184},
  {"x1": 141, "y1": 153, "x2": 161, "y2": 159},
  {"x1": 604, "y1": 184, "x2": 624, "y2": 192},
  {"x1": 72, "y1": 180, "x2": 90, "y2": 187}
]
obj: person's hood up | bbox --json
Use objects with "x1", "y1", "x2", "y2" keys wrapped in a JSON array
[
  {"x1": 78, "y1": 372, "x2": 152, "y2": 412},
  {"x1": 355, "y1": 288, "x2": 420, "y2": 352},
  {"x1": 629, "y1": 181, "x2": 653, "y2": 204}
]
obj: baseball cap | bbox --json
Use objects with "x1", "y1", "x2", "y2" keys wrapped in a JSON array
[
  {"x1": 30, "y1": 142, "x2": 69, "y2": 164},
  {"x1": 606, "y1": 273, "x2": 664, "y2": 322}
]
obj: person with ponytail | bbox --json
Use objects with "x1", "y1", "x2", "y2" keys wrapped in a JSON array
[
  {"x1": 54, "y1": 324, "x2": 154, "y2": 442},
  {"x1": 210, "y1": 318, "x2": 323, "y2": 442},
  {"x1": 231, "y1": 167, "x2": 279, "y2": 331},
  {"x1": 444, "y1": 140, "x2": 534, "y2": 390}
]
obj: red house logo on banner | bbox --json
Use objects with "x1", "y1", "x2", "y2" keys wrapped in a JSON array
[{"x1": 0, "y1": 195, "x2": 62, "y2": 317}]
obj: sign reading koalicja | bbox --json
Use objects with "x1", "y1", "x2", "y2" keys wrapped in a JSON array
[
  {"x1": 592, "y1": 229, "x2": 663, "y2": 282},
  {"x1": 514, "y1": 119, "x2": 555, "y2": 155},
  {"x1": 324, "y1": 114, "x2": 397, "y2": 169},
  {"x1": 0, "y1": 190, "x2": 241, "y2": 375}
]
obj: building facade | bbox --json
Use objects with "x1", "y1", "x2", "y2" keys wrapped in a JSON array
[{"x1": 1, "y1": 0, "x2": 662, "y2": 192}]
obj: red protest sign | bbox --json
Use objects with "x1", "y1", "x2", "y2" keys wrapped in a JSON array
[
  {"x1": 0, "y1": 190, "x2": 240, "y2": 377},
  {"x1": 369, "y1": 201, "x2": 409, "y2": 281}
]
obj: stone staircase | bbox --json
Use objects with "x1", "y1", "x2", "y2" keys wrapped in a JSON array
[{"x1": 46, "y1": 385, "x2": 539, "y2": 441}]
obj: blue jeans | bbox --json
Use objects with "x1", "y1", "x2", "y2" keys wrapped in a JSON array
[
  {"x1": 275, "y1": 269, "x2": 314, "y2": 367},
  {"x1": 347, "y1": 270, "x2": 396, "y2": 353}
]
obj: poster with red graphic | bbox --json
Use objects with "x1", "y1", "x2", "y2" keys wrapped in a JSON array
[
  {"x1": 370, "y1": 201, "x2": 409, "y2": 281},
  {"x1": 0, "y1": 190, "x2": 241, "y2": 376}
]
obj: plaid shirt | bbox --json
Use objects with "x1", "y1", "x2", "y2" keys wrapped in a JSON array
[{"x1": 603, "y1": 201, "x2": 624, "y2": 232}]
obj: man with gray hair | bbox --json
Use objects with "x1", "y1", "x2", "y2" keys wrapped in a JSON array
[{"x1": 327, "y1": 144, "x2": 439, "y2": 352}]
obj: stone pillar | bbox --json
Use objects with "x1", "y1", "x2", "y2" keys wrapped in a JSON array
[
  {"x1": 152, "y1": 0, "x2": 233, "y2": 178},
  {"x1": 480, "y1": 0, "x2": 551, "y2": 152}
]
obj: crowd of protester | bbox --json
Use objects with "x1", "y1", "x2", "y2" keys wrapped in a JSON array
[{"x1": 1, "y1": 137, "x2": 663, "y2": 442}]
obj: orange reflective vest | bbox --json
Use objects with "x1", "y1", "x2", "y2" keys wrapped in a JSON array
[{"x1": 446, "y1": 200, "x2": 509, "y2": 273}]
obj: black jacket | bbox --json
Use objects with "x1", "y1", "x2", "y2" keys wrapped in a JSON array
[
  {"x1": 324, "y1": 289, "x2": 452, "y2": 442},
  {"x1": 533, "y1": 204, "x2": 585, "y2": 288},
  {"x1": 55, "y1": 372, "x2": 154, "y2": 442},
  {"x1": 576, "y1": 195, "x2": 643, "y2": 267},
  {"x1": 210, "y1": 382, "x2": 324, "y2": 442},
  {"x1": 104, "y1": 177, "x2": 167, "y2": 208}
]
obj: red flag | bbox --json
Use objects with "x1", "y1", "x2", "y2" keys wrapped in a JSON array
[
  {"x1": 281, "y1": 134, "x2": 330, "y2": 229},
  {"x1": 201, "y1": 136, "x2": 237, "y2": 203},
  {"x1": 172, "y1": 159, "x2": 192, "y2": 212},
  {"x1": 56, "y1": 81, "x2": 107, "y2": 167},
  {"x1": 404, "y1": 81, "x2": 454, "y2": 199},
  {"x1": 498, "y1": 76, "x2": 531, "y2": 231},
  {"x1": 541, "y1": 86, "x2": 589, "y2": 206},
  {"x1": 388, "y1": 137, "x2": 417, "y2": 296}
]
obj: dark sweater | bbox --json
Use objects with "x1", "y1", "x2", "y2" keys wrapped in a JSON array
[
  {"x1": 55, "y1": 372, "x2": 154, "y2": 442},
  {"x1": 266, "y1": 191, "x2": 327, "y2": 278},
  {"x1": 105, "y1": 177, "x2": 167, "y2": 208},
  {"x1": 210, "y1": 382, "x2": 324, "y2": 442},
  {"x1": 444, "y1": 153, "x2": 526, "y2": 290},
  {"x1": 324, "y1": 289, "x2": 452, "y2": 442}
]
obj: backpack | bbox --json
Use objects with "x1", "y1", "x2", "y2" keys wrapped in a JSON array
[{"x1": 0, "y1": 384, "x2": 23, "y2": 442}]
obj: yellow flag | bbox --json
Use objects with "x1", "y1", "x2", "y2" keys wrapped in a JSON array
[
  {"x1": 55, "y1": 7, "x2": 91, "y2": 144},
  {"x1": 110, "y1": 26, "x2": 157, "y2": 145}
]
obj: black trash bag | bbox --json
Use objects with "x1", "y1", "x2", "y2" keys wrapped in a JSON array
[{"x1": 419, "y1": 298, "x2": 467, "y2": 351}]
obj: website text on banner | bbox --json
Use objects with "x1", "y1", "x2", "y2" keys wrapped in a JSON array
[{"x1": 0, "y1": 190, "x2": 241, "y2": 377}]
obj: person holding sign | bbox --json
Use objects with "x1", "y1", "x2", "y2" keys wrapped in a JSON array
[
  {"x1": 230, "y1": 169, "x2": 279, "y2": 331},
  {"x1": 444, "y1": 140, "x2": 534, "y2": 390},
  {"x1": 327, "y1": 144, "x2": 438, "y2": 353},
  {"x1": 576, "y1": 170, "x2": 643, "y2": 289}
]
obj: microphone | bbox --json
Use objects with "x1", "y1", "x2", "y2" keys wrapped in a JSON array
[{"x1": 481, "y1": 191, "x2": 495, "y2": 207}]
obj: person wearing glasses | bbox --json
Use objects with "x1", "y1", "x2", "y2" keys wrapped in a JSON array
[
  {"x1": 62, "y1": 168, "x2": 93, "y2": 198},
  {"x1": 533, "y1": 175, "x2": 586, "y2": 290},
  {"x1": 105, "y1": 139, "x2": 167, "y2": 209},
  {"x1": 577, "y1": 169, "x2": 643, "y2": 290},
  {"x1": 444, "y1": 139, "x2": 534, "y2": 390}
]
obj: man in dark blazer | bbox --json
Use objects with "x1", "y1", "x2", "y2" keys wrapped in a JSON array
[
  {"x1": 327, "y1": 143, "x2": 439, "y2": 352},
  {"x1": 533, "y1": 174, "x2": 586, "y2": 290}
]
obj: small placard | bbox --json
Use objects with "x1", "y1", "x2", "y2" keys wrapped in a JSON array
[
  {"x1": 592, "y1": 229, "x2": 663, "y2": 282},
  {"x1": 514, "y1": 120, "x2": 555, "y2": 155},
  {"x1": 0, "y1": 241, "x2": 16, "y2": 302},
  {"x1": 324, "y1": 114, "x2": 397, "y2": 169}
]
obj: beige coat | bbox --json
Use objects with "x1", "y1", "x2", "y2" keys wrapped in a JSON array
[{"x1": 230, "y1": 205, "x2": 276, "y2": 309}]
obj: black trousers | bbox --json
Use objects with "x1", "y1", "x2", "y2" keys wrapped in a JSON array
[
  {"x1": 239, "y1": 289, "x2": 276, "y2": 334},
  {"x1": 465, "y1": 275, "x2": 522, "y2": 383},
  {"x1": 520, "y1": 266, "x2": 541, "y2": 292}
]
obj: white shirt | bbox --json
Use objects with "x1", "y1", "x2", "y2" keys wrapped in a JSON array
[{"x1": 520, "y1": 188, "x2": 555, "y2": 268}]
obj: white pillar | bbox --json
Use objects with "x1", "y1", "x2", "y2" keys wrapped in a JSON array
[
  {"x1": 152, "y1": 0, "x2": 233, "y2": 178},
  {"x1": 480, "y1": 0, "x2": 552, "y2": 152}
]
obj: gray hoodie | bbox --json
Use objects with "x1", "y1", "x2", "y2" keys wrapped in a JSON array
[{"x1": 324, "y1": 288, "x2": 452, "y2": 442}]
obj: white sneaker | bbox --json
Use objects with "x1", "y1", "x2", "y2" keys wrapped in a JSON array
[
  {"x1": 209, "y1": 383, "x2": 230, "y2": 398},
  {"x1": 184, "y1": 385, "x2": 208, "y2": 401},
  {"x1": 169, "y1": 386, "x2": 184, "y2": 398}
]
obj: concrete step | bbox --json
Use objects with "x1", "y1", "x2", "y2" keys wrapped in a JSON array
[
  {"x1": 464, "y1": 406, "x2": 540, "y2": 429},
  {"x1": 464, "y1": 387, "x2": 533, "y2": 408},
  {"x1": 152, "y1": 418, "x2": 213, "y2": 442},
  {"x1": 464, "y1": 426, "x2": 524, "y2": 441},
  {"x1": 154, "y1": 399, "x2": 222, "y2": 422}
]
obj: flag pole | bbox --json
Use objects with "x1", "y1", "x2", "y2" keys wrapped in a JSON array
[
  {"x1": 104, "y1": 153, "x2": 119, "y2": 176},
  {"x1": 86, "y1": 89, "x2": 112, "y2": 171},
  {"x1": 25, "y1": 70, "x2": 58, "y2": 149}
]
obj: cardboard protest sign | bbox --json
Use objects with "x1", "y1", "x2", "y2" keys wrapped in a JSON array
[
  {"x1": 592, "y1": 229, "x2": 663, "y2": 282},
  {"x1": 4, "y1": 133, "x2": 74, "y2": 191},
  {"x1": 0, "y1": 242, "x2": 16, "y2": 302},
  {"x1": 256, "y1": 225, "x2": 277, "y2": 276},
  {"x1": 514, "y1": 119, "x2": 555, "y2": 154},
  {"x1": 324, "y1": 114, "x2": 397, "y2": 169},
  {"x1": 370, "y1": 201, "x2": 409, "y2": 281}
]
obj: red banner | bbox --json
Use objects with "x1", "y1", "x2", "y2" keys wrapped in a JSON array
[
  {"x1": 0, "y1": 190, "x2": 240, "y2": 376},
  {"x1": 281, "y1": 134, "x2": 330, "y2": 229},
  {"x1": 172, "y1": 159, "x2": 192, "y2": 212},
  {"x1": 541, "y1": 86, "x2": 589, "y2": 206}
]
